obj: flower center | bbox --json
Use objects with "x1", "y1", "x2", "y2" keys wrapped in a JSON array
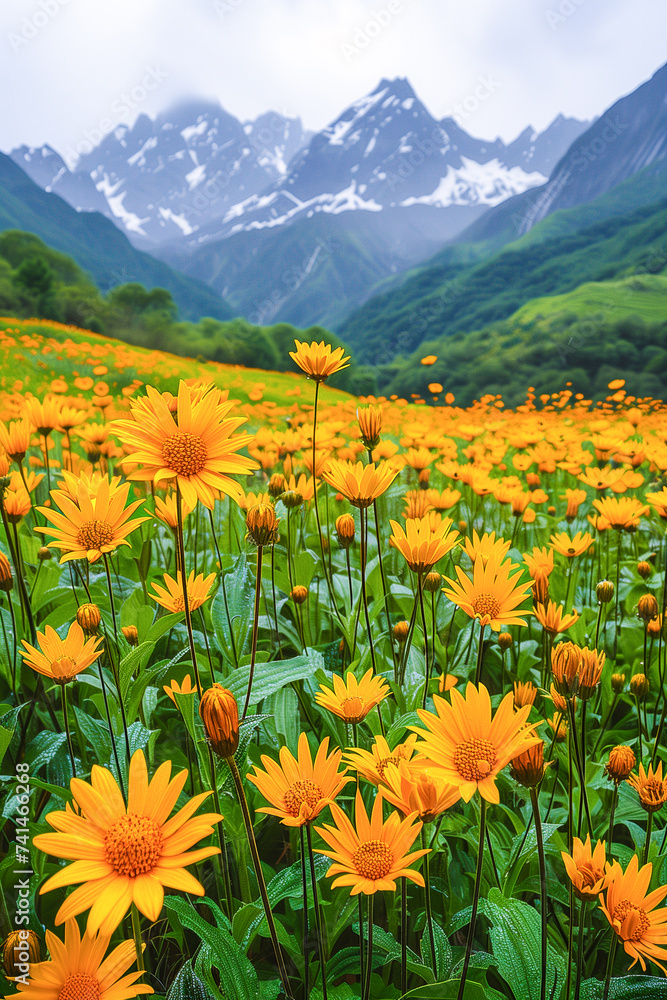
[
  {"x1": 353, "y1": 840, "x2": 394, "y2": 880},
  {"x1": 614, "y1": 899, "x2": 650, "y2": 941},
  {"x1": 58, "y1": 974, "x2": 101, "y2": 1000},
  {"x1": 162, "y1": 432, "x2": 208, "y2": 477},
  {"x1": 472, "y1": 594, "x2": 501, "y2": 621},
  {"x1": 104, "y1": 813, "x2": 163, "y2": 877},
  {"x1": 377, "y1": 755, "x2": 404, "y2": 780},
  {"x1": 454, "y1": 738, "x2": 497, "y2": 782},
  {"x1": 51, "y1": 656, "x2": 77, "y2": 682},
  {"x1": 76, "y1": 519, "x2": 114, "y2": 551},
  {"x1": 578, "y1": 860, "x2": 603, "y2": 889},
  {"x1": 640, "y1": 778, "x2": 666, "y2": 811},
  {"x1": 340, "y1": 696, "x2": 367, "y2": 723},
  {"x1": 283, "y1": 779, "x2": 323, "y2": 816}
]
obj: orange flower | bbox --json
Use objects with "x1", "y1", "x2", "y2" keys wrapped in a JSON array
[
  {"x1": 443, "y1": 551, "x2": 534, "y2": 632},
  {"x1": 561, "y1": 835, "x2": 611, "y2": 901},
  {"x1": 20, "y1": 621, "x2": 103, "y2": 685},
  {"x1": 247, "y1": 733, "x2": 352, "y2": 827},
  {"x1": 344, "y1": 734, "x2": 419, "y2": 786},
  {"x1": 389, "y1": 515, "x2": 459, "y2": 574},
  {"x1": 321, "y1": 460, "x2": 398, "y2": 508},
  {"x1": 289, "y1": 340, "x2": 350, "y2": 381},
  {"x1": 149, "y1": 570, "x2": 216, "y2": 614},
  {"x1": 315, "y1": 669, "x2": 389, "y2": 724},
  {"x1": 381, "y1": 760, "x2": 461, "y2": 821},
  {"x1": 534, "y1": 600, "x2": 579, "y2": 636},
  {"x1": 550, "y1": 531, "x2": 594, "y2": 558},
  {"x1": 600, "y1": 855, "x2": 667, "y2": 973}
]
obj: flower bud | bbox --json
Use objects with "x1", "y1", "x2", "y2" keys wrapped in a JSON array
[
  {"x1": 335, "y1": 513, "x2": 355, "y2": 548},
  {"x1": 246, "y1": 502, "x2": 279, "y2": 546},
  {"x1": 577, "y1": 646, "x2": 605, "y2": 700},
  {"x1": 604, "y1": 745, "x2": 636, "y2": 785},
  {"x1": 547, "y1": 713, "x2": 568, "y2": 742},
  {"x1": 510, "y1": 741, "x2": 550, "y2": 787},
  {"x1": 290, "y1": 585, "x2": 308, "y2": 604},
  {"x1": 423, "y1": 572, "x2": 442, "y2": 593},
  {"x1": 121, "y1": 625, "x2": 139, "y2": 646},
  {"x1": 0, "y1": 551, "x2": 12, "y2": 593},
  {"x1": 551, "y1": 640, "x2": 582, "y2": 697},
  {"x1": 498, "y1": 631, "x2": 512, "y2": 651},
  {"x1": 596, "y1": 580, "x2": 614, "y2": 604},
  {"x1": 3, "y1": 929, "x2": 41, "y2": 979},
  {"x1": 418, "y1": 468, "x2": 431, "y2": 489},
  {"x1": 458, "y1": 520, "x2": 467, "y2": 534},
  {"x1": 550, "y1": 683, "x2": 573, "y2": 715},
  {"x1": 37, "y1": 545, "x2": 52, "y2": 561},
  {"x1": 637, "y1": 593, "x2": 659, "y2": 624},
  {"x1": 76, "y1": 603, "x2": 101, "y2": 635},
  {"x1": 357, "y1": 405, "x2": 382, "y2": 451},
  {"x1": 547, "y1": 505, "x2": 556, "y2": 516},
  {"x1": 637, "y1": 561, "x2": 652, "y2": 580},
  {"x1": 281, "y1": 489, "x2": 303, "y2": 509},
  {"x1": 268, "y1": 473, "x2": 286, "y2": 499},
  {"x1": 393, "y1": 621, "x2": 410, "y2": 643},
  {"x1": 630, "y1": 673, "x2": 650, "y2": 699},
  {"x1": 611, "y1": 672, "x2": 625, "y2": 693},
  {"x1": 200, "y1": 684, "x2": 240, "y2": 758}
]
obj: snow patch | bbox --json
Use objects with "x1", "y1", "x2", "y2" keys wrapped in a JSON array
[
  {"x1": 159, "y1": 207, "x2": 195, "y2": 235},
  {"x1": 399, "y1": 157, "x2": 547, "y2": 209},
  {"x1": 127, "y1": 135, "x2": 157, "y2": 167},
  {"x1": 185, "y1": 164, "x2": 206, "y2": 189},
  {"x1": 181, "y1": 120, "x2": 208, "y2": 142}
]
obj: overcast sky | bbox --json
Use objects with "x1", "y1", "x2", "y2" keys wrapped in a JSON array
[{"x1": 1, "y1": 0, "x2": 665, "y2": 154}]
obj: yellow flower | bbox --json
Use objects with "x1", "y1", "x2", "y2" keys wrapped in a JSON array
[
  {"x1": 561, "y1": 835, "x2": 611, "y2": 901},
  {"x1": 163, "y1": 675, "x2": 196, "y2": 704},
  {"x1": 592, "y1": 496, "x2": 649, "y2": 530},
  {"x1": 20, "y1": 621, "x2": 103, "y2": 685},
  {"x1": 389, "y1": 515, "x2": 459, "y2": 574},
  {"x1": 344, "y1": 734, "x2": 419, "y2": 786},
  {"x1": 600, "y1": 855, "x2": 667, "y2": 973},
  {"x1": 626, "y1": 762, "x2": 667, "y2": 815},
  {"x1": 315, "y1": 669, "x2": 389, "y2": 724},
  {"x1": 149, "y1": 570, "x2": 216, "y2": 614},
  {"x1": 289, "y1": 339, "x2": 350, "y2": 381},
  {"x1": 34, "y1": 750, "x2": 222, "y2": 935},
  {"x1": 322, "y1": 460, "x2": 398, "y2": 509},
  {"x1": 550, "y1": 531, "x2": 594, "y2": 558},
  {"x1": 381, "y1": 760, "x2": 461, "y2": 821},
  {"x1": 534, "y1": 600, "x2": 579, "y2": 637},
  {"x1": 443, "y1": 551, "x2": 534, "y2": 632}
]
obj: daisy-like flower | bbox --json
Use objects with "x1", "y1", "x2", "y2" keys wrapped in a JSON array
[
  {"x1": 646, "y1": 488, "x2": 667, "y2": 520},
  {"x1": 344, "y1": 734, "x2": 419, "y2": 786},
  {"x1": 247, "y1": 732, "x2": 352, "y2": 827},
  {"x1": 0, "y1": 418, "x2": 33, "y2": 463},
  {"x1": 561, "y1": 835, "x2": 612, "y2": 901},
  {"x1": 34, "y1": 750, "x2": 222, "y2": 935},
  {"x1": 381, "y1": 760, "x2": 461, "y2": 822},
  {"x1": 289, "y1": 339, "x2": 350, "y2": 382},
  {"x1": 3, "y1": 918, "x2": 152, "y2": 1000},
  {"x1": 153, "y1": 492, "x2": 194, "y2": 530},
  {"x1": 149, "y1": 570, "x2": 216, "y2": 614},
  {"x1": 321, "y1": 460, "x2": 398, "y2": 509},
  {"x1": 357, "y1": 405, "x2": 382, "y2": 450},
  {"x1": 593, "y1": 496, "x2": 649, "y2": 531},
  {"x1": 442, "y1": 551, "x2": 534, "y2": 632},
  {"x1": 3, "y1": 488, "x2": 31, "y2": 523},
  {"x1": 513, "y1": 680, "x2": 537, "y2": 709},
  {"x1": 113, "y1": 380, "x2": 257, "y2": 508},
  {"x1": 523, "y1": 546, "x2": 554, "y2": 579},
  {"x1": 55, "y1": 470, "x2": 123, "y2": 502},
  {"x1": 163, "y1": 675, "x2": 196, "y2": 704},
  {"x1": 463, "y1": 530, "x2": 511, "y2": 567},
  {"x1": 315, "y1": 789, "x2": 429, "y2": 895},
  {"x1": 389, "y1": 515, "x2": 459, "y2": 574},
  {"x1": 20, "y1": 621, "x2": 104, "y2": 685},
  {"x1": 315, "y1": 669, "x2": 389, "y2": 725},
  {"x1": 23, "y1": 395, "x2": 62, "y2": 438},
  {"x1": 550, "y1": 531, "x2": 594, "y2": 558},
  {"x1": 410, "y1": 682, "x2": 541, "y2": 804},
  {"x1": 534, "y1": 600, "x2": 579, "y2": 636},
  {"x1": 600, "y1": 855, "x2": 667, "y2": 973},
  {"x1": 36, "y1": 478, "x2": 148, "y2": 564},
  {"x1": 626, "y1": 762, "x2": 667, "y2": 815},
  {"x1": 438, "y1": 672, "x2": 458, "y2": 694}
]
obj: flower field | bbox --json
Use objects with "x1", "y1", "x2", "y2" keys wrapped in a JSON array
[{"x1": 0, "y1": 318, "x2": 667, "y2": 999}]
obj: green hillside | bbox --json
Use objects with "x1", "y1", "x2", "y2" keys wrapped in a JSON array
[
  {"x1": 386, "y1": 273, "x2": 667, "y2": 405},
  {"x1": 339, "y1": 167, "x2": 667, "y2": 364},
  {"x1": 0, "y1": 152, "x2": 232, "y2": 322}
]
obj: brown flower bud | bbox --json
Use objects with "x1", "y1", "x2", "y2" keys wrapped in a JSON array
[
  {"x1": 637, "y1": 561, "x2": 652, "y2": 580},
  {"x1": 551, "y1": 640, "x2": 582, "y2": 697},
  {"x1": 268, "y1": 473, "x2": 286, "y2": 499},
  {"x1": 246, "y1": 502, "x2": 279, "y2": 546},
  {"x1": 281, "y1": 489, "x2": 303, "y2": 509},
  {"x1": 335, "y1": 513, "x2": 355, "y2": 548},
  {"x1": 393, "y1": 621, "x2": 410, "y2": 643},
  {"x1": 291, "y1": 585, "x2": 308, "y2": 604},
  {"x1": 547, "y1": 505, "x2": 556, "y2": 515},
  {"x1": 596, "y1": 580, "x2": 614, "y2": 604},
  {"x1": 423, "y1": 572, "x2": 442, "y2": 593},
  {"x1": 76, "y1": 603, "x2": 101, "y2": 635},
  {"x1": 3, "y1": 929, "x2": 41, "y2": 979},
  {"x1": 418, "y1": 468, "x2": 431, "y2": 489},
  {"x1": 121, "y1": 625, "x2": 139, "y2": 646},
  {"x1": 510, "y1": 740, "x2": 550, "y2": 787},
  {"x1": 577, "y1": 646, "x2": 605, "y2": 700},
  {"x1": 37, "y1": 545, "x2": 52, "y2": 561},
  {"x1": 611, "y1": 672, "x2": 625, "y2": 693},
  {"x1": 0, "y1": 551, "x2": 12, "y2": 592},
  {"x1": 637, "y1": 593, "x2": 659, "y2": 624},
  {"x1": 604, "y1": 745, "x2": 636, "y2": 785},
  {"x1": 200, "y1": 684, "x2": 240, "y2": 758},
  {"x1": 630, "y1": 673, "x2": 650, "y2": 699},
  {"x1": 498, "y1": 631, "x2": 513, "y2": 651}
]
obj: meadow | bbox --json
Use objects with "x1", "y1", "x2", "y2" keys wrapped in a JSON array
[{"x1": 0, "y1": 317, "x2": 666, "y2": 1000}]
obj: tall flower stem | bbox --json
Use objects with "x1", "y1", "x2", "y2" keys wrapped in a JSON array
[
  {"x1": 421, "y1": 827, "x2": 436, "y2": 978},
  {"x1": 310, "y1": 379, "x2": 339, "y2": 619},
  {"x1": 530, "y1": 787, "x2": 547, "y2": 1000},
  {"x1": 131, "y1": 903, "x2": 145, "y2": 973},
  {"x1": 474, "y1": 623, "x2": 486, "y2": 685},
  {"x1": 300, "y1": 827, "x2": 310, "y2": 999},
  {"x1": 242, "y1": 544, "x2": 263, "y2": 720},
  {"x1": 363, "y1": 894, "x2": 374, "y2": 1000},
  {"x1": 102, "y1": 553, "x2": 119, "y2": 644},
  {"x1": 603, "y1": 935, "x2": 617, "y2": 1000},
  {"x1": 457, "y1": 799, "x2": 486, "y2": 1000},
  {"x1": 608, "y1": 784, "x2": 618, "y2": 849},
  {"x1": 634, "y1": 694, "x2": 644, "y2": 760},
  {"x1": 175, "y1": 486, "x2": 205, "y2": 700},
  {"x1": 369, "y1": 485, "x2": 397, "y2": 676},
  {"x1": 400, "y1": 877, "x2": 407, "y2": 996},
  {"x1": 567, "y1": 700, "x2": 592, "y2": 834},
  {"x1": 61, "y1": 685, "x2": 77, "y2": 778},
  {"x1": 644, "y1": 812, "x2": 653, "y2": 865},
  {"x1": 306, "y1": 823, "x2": 328, "y2": 1000},
  {"x1": 359, "y1": 507, "x2": 377, "y2": 676},
  {"x1": 228, "y1": 756, "x2": 294, "y2": 999},
  {"x1": 270, "y1": 546, "x2": 283, "y2": 657},
  {"x1": 417, "y1": 576, "x2": 431, "y2": 710},
  {"x1": 575, "y1": 900, "x2": 586, "y2": 1000},
  {"x1": 593, "y1": 693, "x2": 618, "y2": 756}
]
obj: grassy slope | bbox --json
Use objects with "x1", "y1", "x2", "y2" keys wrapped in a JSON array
[
  {"x1": 512, "y1": 273, "x2": 667, "y2": 324},
  {"x1": 0, "y1": 317, "x2": 352, "y2": 412}
]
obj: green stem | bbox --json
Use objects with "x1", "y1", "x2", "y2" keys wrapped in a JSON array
[
  {"x1": 401, "y1": 877, "x2": 407, "y2": 996},
  {"x1": 363, "y1": 893, "x2": 373, "y2": 1000},
  {"x1": 608, "y1": 783, "x2": 618, "y2": 849},
  {"x1": 575, "y1": 899, "x2": 586, "y2": 1000},
  {"x1": 131, "y1": 903, "x2": 145, "y2": 973},
  {"x1": 457, "y1": 799, "x2": 486, "y2": 1000},
  {"x1": 306, "y1": 823, "x2": 328, "y2": 1000},
  {"x1": 644, "y1": 811, "x2": 653, "y2": 866},
  {"x1": 421, "y1": 827, "x2": 436, "y2": 977},
  {"x1": 300, "y1": 827, "x2": 310, "y2": 1000},
  {"x1": 241, "y1": 544, "x2": 263, "y2": 720},
  {"x1": 530, "y1": 787, "x2": 547, "y2": 1000},
  {"x1": 61, "y1": 684, "x2": 77, "y2": 778},
  {"x1": 603, "y1": 935, "x2": 618, "y2": 1000},
  {"x1": 175, "y1": 486, "x2": 205, "y2": 700},
  {"x1": 474, "y1": 622, "x2": 486, "y2": 685},
  {"x1": 228, "y1": 756, "x2": 294, "y2": 998}
]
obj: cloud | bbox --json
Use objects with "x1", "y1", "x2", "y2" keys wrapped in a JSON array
[{"x1": 1, "y1": 0, "x2": 665, "y2": 152}]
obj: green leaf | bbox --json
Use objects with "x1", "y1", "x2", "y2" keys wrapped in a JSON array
[
  {"x1": 400, "y1": 979, "x2": 493, "y2": 999},
  {"x1": 267, "y1": 684, "x2": 299, "y2": 750},
  {"x1": 119, "y1": 641, "x2": 157, "y2": 700},
  {"x1": 421, "y1": 920, "x2": 453, "y2": 983},
  {"x1": 0, "y1": 722, "x2": 14, "y2": 768},
  {"x1": 485, "y1": 887, "x2": 565, "y2": 1000},
  {"x1": 225, "y1": 654, "x2": 317, "y2": 708},
  {"x1": 212, "y1": 554, "x2": 254, "y2": 661},
  {"x1": 166, "y1": 961, "x2": 217, "y2": 1000},
  {"x1": 581, "y1": 977, "x2": 667, "y2": 998}
]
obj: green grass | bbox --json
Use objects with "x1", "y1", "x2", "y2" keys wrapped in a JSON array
[{"x1": 511, "y1": 273, "x2": 667, "y2": 325}]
